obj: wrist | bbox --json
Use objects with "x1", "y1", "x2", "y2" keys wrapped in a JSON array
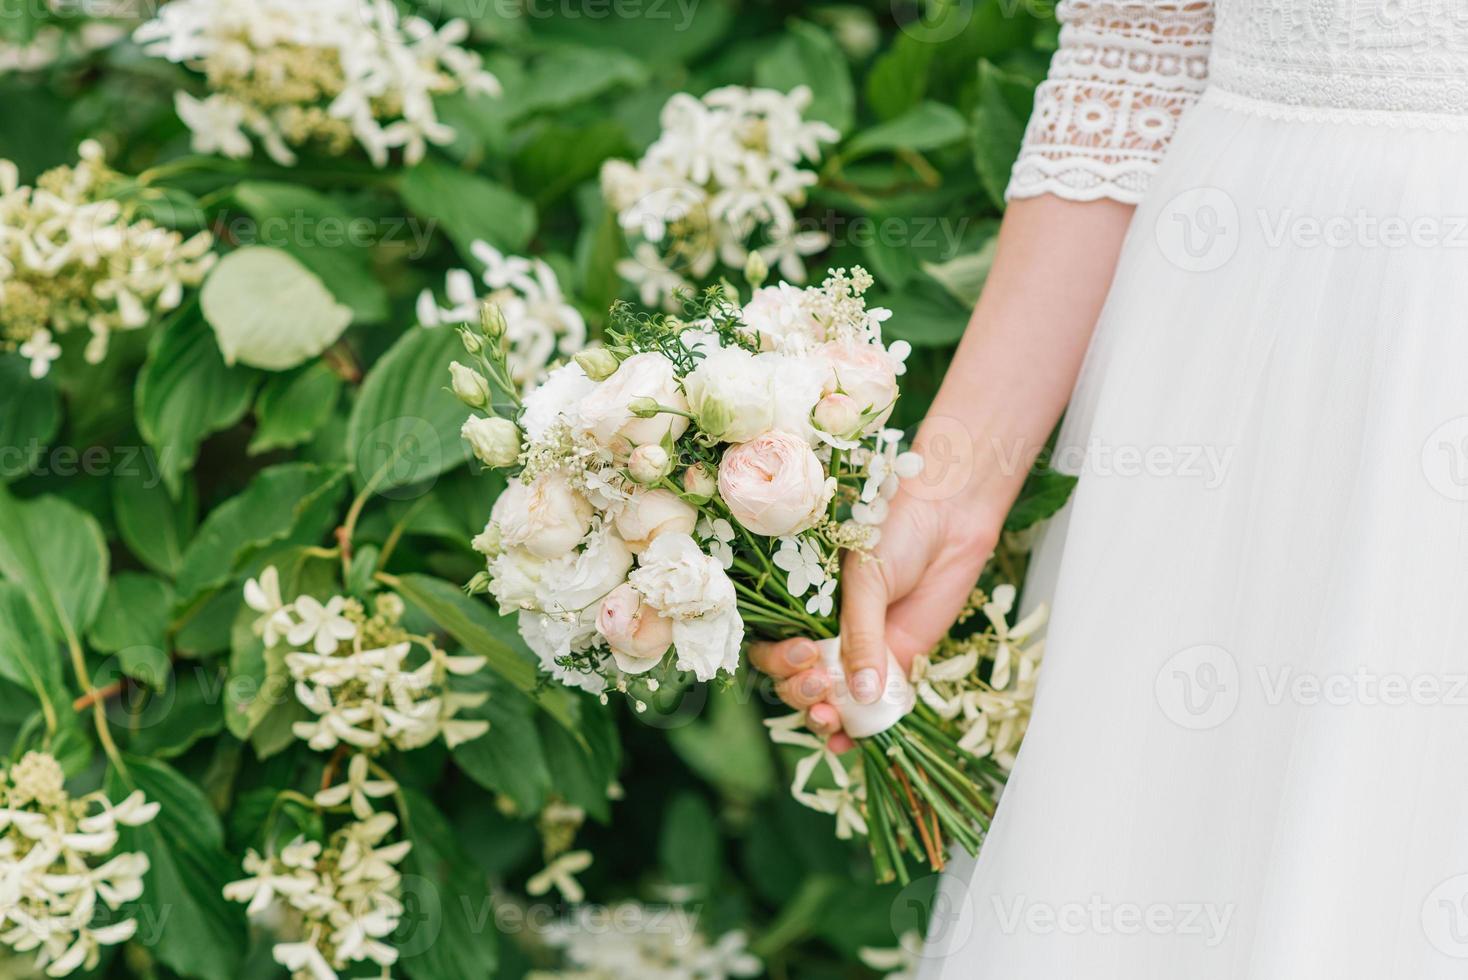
[{"x1": 903, "y1": 413, "x2": 1040, "y2": 531}]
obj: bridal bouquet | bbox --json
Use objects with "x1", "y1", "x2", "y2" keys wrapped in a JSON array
[{"x1": 451, "y1": 267, "x2": 997, "y2": 882}]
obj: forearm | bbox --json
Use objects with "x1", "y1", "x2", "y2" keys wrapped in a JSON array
[{"x1": 913, "y1": 194, "x2": 1136, "y2": 524}]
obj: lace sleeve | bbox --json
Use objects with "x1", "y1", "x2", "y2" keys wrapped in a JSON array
[{"x1": 1006, "y1": 1, "x2": 1214, "y2": 205}]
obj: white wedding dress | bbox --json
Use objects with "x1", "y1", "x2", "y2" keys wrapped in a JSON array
[{"x1": 920, "y1": 2, "x2": 1468, "y2": 978}]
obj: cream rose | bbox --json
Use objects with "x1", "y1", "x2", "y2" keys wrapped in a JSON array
[
  {"x1": 538, "y1": 526, "x2": 634, "y2": 613},
  {"x1": 596, "y1": 583, "x2": 674, "y2": 674},
  {"x1": 717, "y1": 430, "x2": 832, "y2": 537},
  {"x1": 818, "y1": 340, "x2": 898, "y2": 433},
  {"x1": 573, "y1": 351, "x2": 689, "y2": 452},
  {"x1": 627, "y1": 532, "x2": 743, "y2": 680},
  {"x1": 684, "y1": 345, "x2": 774, "y2": 443},
  {"x1": 615, "y1": 488, "x2": 698, "y2": 554},
  {"x1": 492, "y1": 473, "x2": 593, "y2": 560}
]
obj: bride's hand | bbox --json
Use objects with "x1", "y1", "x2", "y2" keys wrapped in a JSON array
[{"x1": 750, "y1": 489, "x2": 999, "y2": 751}]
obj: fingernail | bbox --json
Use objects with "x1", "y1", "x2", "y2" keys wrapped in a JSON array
[
  {"x1": 789, "y1": 642, "x2": 817, "y2": 667},
  {"x1": 798, "y1": 673, "x2": 826, "y2": 700},
  {"x1": 852, "y1": 668, "x2": 881, "y2": 704}
]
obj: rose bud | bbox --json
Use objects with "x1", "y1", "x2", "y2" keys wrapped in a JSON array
[
  {"x1": 462, "y1": 415, "x2": 521, "y2": 468},
  {"x1": 812, "y1": 392, "x2": 863, "y2": 439},
  {"x1": 628, "y1": 444, "x2": 673, "y2": 485},
  {"x1": 681, "y1": 462, "x2": 717, "y2": 500},
  {"x1": 449, "y1": 361, "x2": 491, "y2": 409},
  {"x1": 573, "y1": 348, "x2": 620, "y2": 382}
]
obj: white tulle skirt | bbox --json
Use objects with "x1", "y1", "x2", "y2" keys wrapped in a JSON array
[{"x1": 920, "y1": 89, "x2": 1468, "y2": 979}]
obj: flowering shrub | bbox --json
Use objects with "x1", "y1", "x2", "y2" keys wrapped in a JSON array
[{"x1": 0, "y1": 1, "x2": 1066, "y2": 977}]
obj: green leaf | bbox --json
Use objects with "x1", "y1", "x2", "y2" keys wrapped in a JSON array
[
  {"x1": 659, "y1": 792, "x2": 720, "y2": 896},
  {"x1": 0, "y1": 487, "x2": 108, "y2": 642},
  {"x1": 864, "y1": 35, "x2": 934, "y2": 121},
  {"x1": 176, "y1": 462, "x2": 347, "y2": 600},
  {"x1": 0, "y1": 355, "x2": 61, "y2": 483},
  {"x1": 755, "y1": 20, "x2": 855, "y2": 134},
  {"x1": 108, "y1": 756, "x2": 246, "y2": 980},
  {"x1": 399, "y1": 159, "x2": 536, "y2": 261},
  {"x1": 136, "y1": 312, "x2": 257, "y2": 495},
  {"x1": 921, "y1": 233, "x2": 999, "y2": 308},
  {"x1": 844, "y1": 102, "x2": 968, "y2": 159},
  {"x1": 509, "y1": 45, "x2": 649, "y2": 120},
  {"x1": 667, "y1": 683, "x2": 776, "y2": 801},
  {"x1": 536, "y1": 695, "x2": 619, "y2": 821},
  {"x1": 201, "y1": 247, "x2": 354, "y2": 372},
  {"x1": 121, "y1": 666, "x2": 226, "y2": 759},
  {"x1": 346, "y1": 327, "x2": 473, "y2": 495},
  {"x1": 113, "y1": 471, "x2": 197, "y2": 580},
  {"x1": 387, "y1": 573, "x2": 581, "y2": 735},
  {"x1": 971, "y1": 59, "x2": 1034, "y2": 209},
  {"x1": 249, "y1": 362, "x2": 343, "y2": 455},
  {"x1": 396, "y1": 789, "x2": 498, "y2": 980},
  {"x1": 449, "y1": 671, "x2": 550, "y2": 814},
  {"x1": 871, "y1": 286, "x2": 970, "y2": 348},
  {"x1": 513, "y1": 120, "x2": 630, "y2": 208},
  {"x1": 88, "y1": 573, "x2": 174, "y2": 672},
  {"x1": 0, "y1": 582, "x2": 64, "y2": 728},
  {"x1": 1005, "y1": 467, "x2": 1078, "y2": 532},
  {"x1": 230, "y1": 181, "x2": 389, "y2": 323}
]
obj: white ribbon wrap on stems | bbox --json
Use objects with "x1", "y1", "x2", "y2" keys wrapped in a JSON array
[{"x1": 816, "y1": 636, "x2": 914, "y2": 738}]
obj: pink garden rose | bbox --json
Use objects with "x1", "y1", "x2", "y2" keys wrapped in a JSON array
[
  {"x1": 596, "y1": 583, "x2": 674, "y2": 673},
  {"x1": 818, "y1": 340, "x2": 898, "y2": 433},
  {"x1": 717, "y1": 430, "x2": 832, "y2": 537}
]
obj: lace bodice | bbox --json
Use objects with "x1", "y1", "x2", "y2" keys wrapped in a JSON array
[{"x1": 1009, "y1": 1, "x2": 1468, "y2": 204}]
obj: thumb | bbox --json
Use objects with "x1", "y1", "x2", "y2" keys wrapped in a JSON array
[{"x1": 838, "y1": 551, "x2": 890, "y2": 705}]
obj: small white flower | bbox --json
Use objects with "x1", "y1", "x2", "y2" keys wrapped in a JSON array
[
  {"x1": 244, "y1": 566, "x2": 294, "y2": 647},
  {"x1": 18, "y1": 330, "x2": 61, "y2": 379},
  {"x1": 286, "y1": 595, "x2": 358, "y2": 655},
  {"x1": 526, "y1": 850, "x2": 593, "y2": 904},
  {"x1": 313, "y1": 754, "x2": 398, "y2": 820}
]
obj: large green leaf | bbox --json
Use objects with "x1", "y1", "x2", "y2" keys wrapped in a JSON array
[
  {"x1": 659, "y1": 792, "x2": 721, "y2": 896},
  {"x1": 346, "y1": 326, "x2": 473, "y2": 495},
  {"x1": 176, "y1": 462, "x2": 347, "y2": 600},
  {"x1": 0, "y1": 355, "x2": 61, "y2": 483},
  {"x1": 398, "y1": 159, "x2": 536, "y2": 261},
  {"x1": 113, "y1": 470, "x2": 198, "y2": 580},
  {"x1": 88, "y1": 572, "x2": 174, "y2": 667},
  {"x1": 0, "y1": 487, "x2": 108, "y2": 643},
  {"x1": 450, "y1": 671, "x2": 551, "y2": 815},
  {"x1": 249, "y1": 362, "x2": 343, "y2": 456},
  {"x1": 0, "y1": 581, "x2": 64, "y2": 728},
  {"x1": 844, "y1": 102, "x2": 968, "y2": 159},
  {"x1": 667, "y1": 682, "x2": 777, "y2": 801},
  {"x1": 135, "y1": 312, "x2": 257, "y2": 495},
  {"x1": 971, "y1": 59, "x2": 1035, "y2": 209},
  {"x1": 396, "y1": 789, "x2": 498, "y2": 980},
  {"x1": 108, "y1": 756, "x2": 246, "y2": 980},
  {"x1": 870, "y1": 286, "x2": 970, "y2": 348},
  {"x1": 201, "y1": 247, "x2": 354, "y2": 372},
  {"x1": 230, "y1": 181, "x2": 389, "y2": 323}
]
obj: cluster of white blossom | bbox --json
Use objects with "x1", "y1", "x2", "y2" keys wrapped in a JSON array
[
  {"x1": 231, "y1": 568, "x2": 491, "y2": 979},
  {"x1": 134, "y1": 0, "x2": 500, "y2": 167},
  {"x1": 224, "y1": 813, "x2": 411, "y2": 980},
  {"x1": 912, "y1": 584, "x2": 1047, "y2": 769},
  {"x1": 0, "y1": 752, "x2": 159, "y2": 978},
  {"x1": 0, "y1": 141, "x2": 216, "y2": 378},
  {"x1": 600, "y1": 85, "x2": 838, "y2": 307},
  {"x1": 527, "y1": 903, "x2": 760, "y2": 980},
  {"x1": 0, "y1": 20, "x2": 128, "y2": 75},
  {"x1": 417, "y1": 241, "x2": 587, "y2": 390},
  {"x1": 244, "y1": 567, "x2": 490, "y2": 753}
]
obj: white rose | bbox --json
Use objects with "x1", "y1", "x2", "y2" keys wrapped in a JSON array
[
  {"x1": 461, "y1": 415, "x2": 521, "y2": 467},
  {"x1": 535, "y1": 525, "x2": 634, "y2": 614},
  {"x1": 521, "y1": 362, "x2": 598, "y2": 442},
  {"x1": 615, "y1": 489, "x2": 698, "y2": 554},
  {"x1": 741, "y1": 283, "x2": 821, "y2": 352},
  {"x1": 628, "y1": 532, "x2": 736, "y2": 620},
  {"x1": 573, "y1": 351, "x2": 689, "y2": 452},
  {"x1": 671, "y1": 606, "x2": 743, "y2": 681},
  {"x1": 518, "y1": 609, "x2": 607, "y2": 695},
  {"x1": 684, "y1": 345, "x2": 774, "y2": 443},
  {"x1": 486, "y1": 547, "x2": 547, "y2": 614},
  {"x1": 717, "y1": 430, "x2": 832, "y2": 537},
  {"x1": 764, "y1": 351, "x2": 827, "y2": 445},
  {"x1": 818, "y1": 340, "x2": 898, "y2": 433},
  {"x1": 492, "y1": 473, "x2": 593, "y2": 560}
]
